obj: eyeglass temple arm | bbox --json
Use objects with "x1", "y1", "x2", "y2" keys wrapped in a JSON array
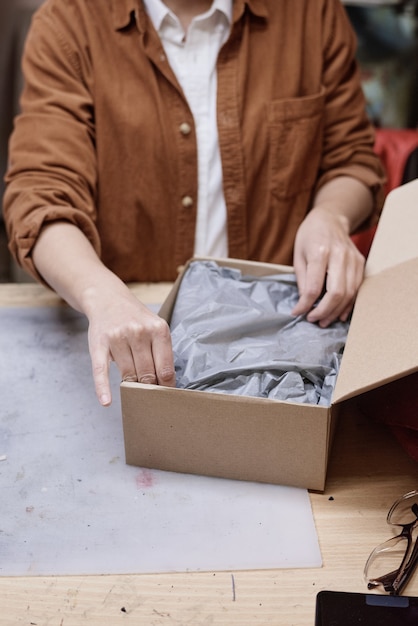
[
  {"x1": 391, "y1": 519, "x2": 418, "y2": 595},
  {"x1": 368, "y1": 549, "x2": 418, "y2": 596}
]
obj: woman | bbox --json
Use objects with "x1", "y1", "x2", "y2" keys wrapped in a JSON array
[{"x1": 3, "y1": 0, "x2": 385, "y2": 405}]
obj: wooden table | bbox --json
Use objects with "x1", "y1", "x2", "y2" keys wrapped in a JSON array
[{"x1": 0, "y1": 282, "x2": 417, "y2": 625}]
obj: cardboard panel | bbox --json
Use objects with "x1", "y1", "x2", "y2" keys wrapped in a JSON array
[
  {"x1": 366, "y1": 179, "x2": 418, "y2": 277},
  {"x1": 333, "y1": 257, "x2": 418, "y2": 403},
  {"x1": 121, "y1": 383, "x2": 330, "y2": 491}
]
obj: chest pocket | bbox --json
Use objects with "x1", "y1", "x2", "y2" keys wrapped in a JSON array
[{"x1": 268, "y1": 90, "x2": 326, "y2": 199}]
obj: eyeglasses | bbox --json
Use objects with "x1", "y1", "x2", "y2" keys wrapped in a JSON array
[{"x1": 364, "y1": 490, "x2": 418, "y2": 596}]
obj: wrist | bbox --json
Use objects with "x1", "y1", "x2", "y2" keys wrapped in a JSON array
[
  {"x1": 308, "y1": 204, "x2": 351, "y2": 234},
  {"x1": 79, "y1": 270, "x2": 127, "y2": 318}
]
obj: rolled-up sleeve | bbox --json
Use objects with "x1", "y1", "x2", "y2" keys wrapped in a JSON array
[
  {"x1": 315, "y1": 0, "x2": 385, "y2": 218},
  {"x1": 3, "y1": 6, "x2": 101, "y2": 281}
]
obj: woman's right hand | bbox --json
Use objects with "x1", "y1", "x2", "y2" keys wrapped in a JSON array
[{"x1": 85, "y1": 284, "x2": 176, "y2": 406}]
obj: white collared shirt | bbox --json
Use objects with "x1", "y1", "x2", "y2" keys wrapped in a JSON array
[{"x1": 143, "y1": 0, "x2": 232, "y2": 257}]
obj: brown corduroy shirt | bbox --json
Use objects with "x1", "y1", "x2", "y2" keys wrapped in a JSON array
[{"x1": 3, "y1": 0, "x2": 385, "y2": 283}]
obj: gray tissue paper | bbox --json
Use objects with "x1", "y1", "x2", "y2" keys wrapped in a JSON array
[{"x1": 170, "y1": 261, "x2": 349, "y2": 406}]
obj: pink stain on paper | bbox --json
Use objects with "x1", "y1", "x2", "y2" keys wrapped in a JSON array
[{"x1": 135, "y1": 468, "x2": 154, "y2": 489}]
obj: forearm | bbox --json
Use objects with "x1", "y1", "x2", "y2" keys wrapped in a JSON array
[
  {"x1": 311, "y1": 176, "x2": 374, "y2": 234},
  {"x1": 32, "y1": 221, "x2": 125, "y2": 317},
  {"x1": 32, "y1": 221, "x2": 176, "y2": 406}
]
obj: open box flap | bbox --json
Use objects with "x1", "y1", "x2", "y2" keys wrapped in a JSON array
[
  {"x1": 333, "y1": 253, "x2": 418, "y2": 404},
  {"x1": 366, "y1": 179, "x2": 418, "y2": 278},
  {"x1": 334, "y1": 180, "x2": 418, "y2": 403}
]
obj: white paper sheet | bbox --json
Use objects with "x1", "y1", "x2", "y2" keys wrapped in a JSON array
[{"x1": 0, "y1": 306, "x2": 321, "y2": 575}]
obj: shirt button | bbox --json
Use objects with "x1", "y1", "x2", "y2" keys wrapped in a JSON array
[
  {"x1": 181, "y1": 195, "x2": 194, "y2": 208},
  {"x1": 179, "y1": 122, "x2": 192, "y2": 136}
]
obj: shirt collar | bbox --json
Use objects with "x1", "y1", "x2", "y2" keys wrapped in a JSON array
[
  {"x1": 142, "y1": 0, "x2": 233, "y2": 32},
  {"x1": 111, "y1": 0, "x2": 267, "y2": 31}
]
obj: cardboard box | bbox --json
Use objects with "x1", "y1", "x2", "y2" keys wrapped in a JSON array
[{"x1": 121, "y1": 179, "x2": 418, "y2": 491}]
